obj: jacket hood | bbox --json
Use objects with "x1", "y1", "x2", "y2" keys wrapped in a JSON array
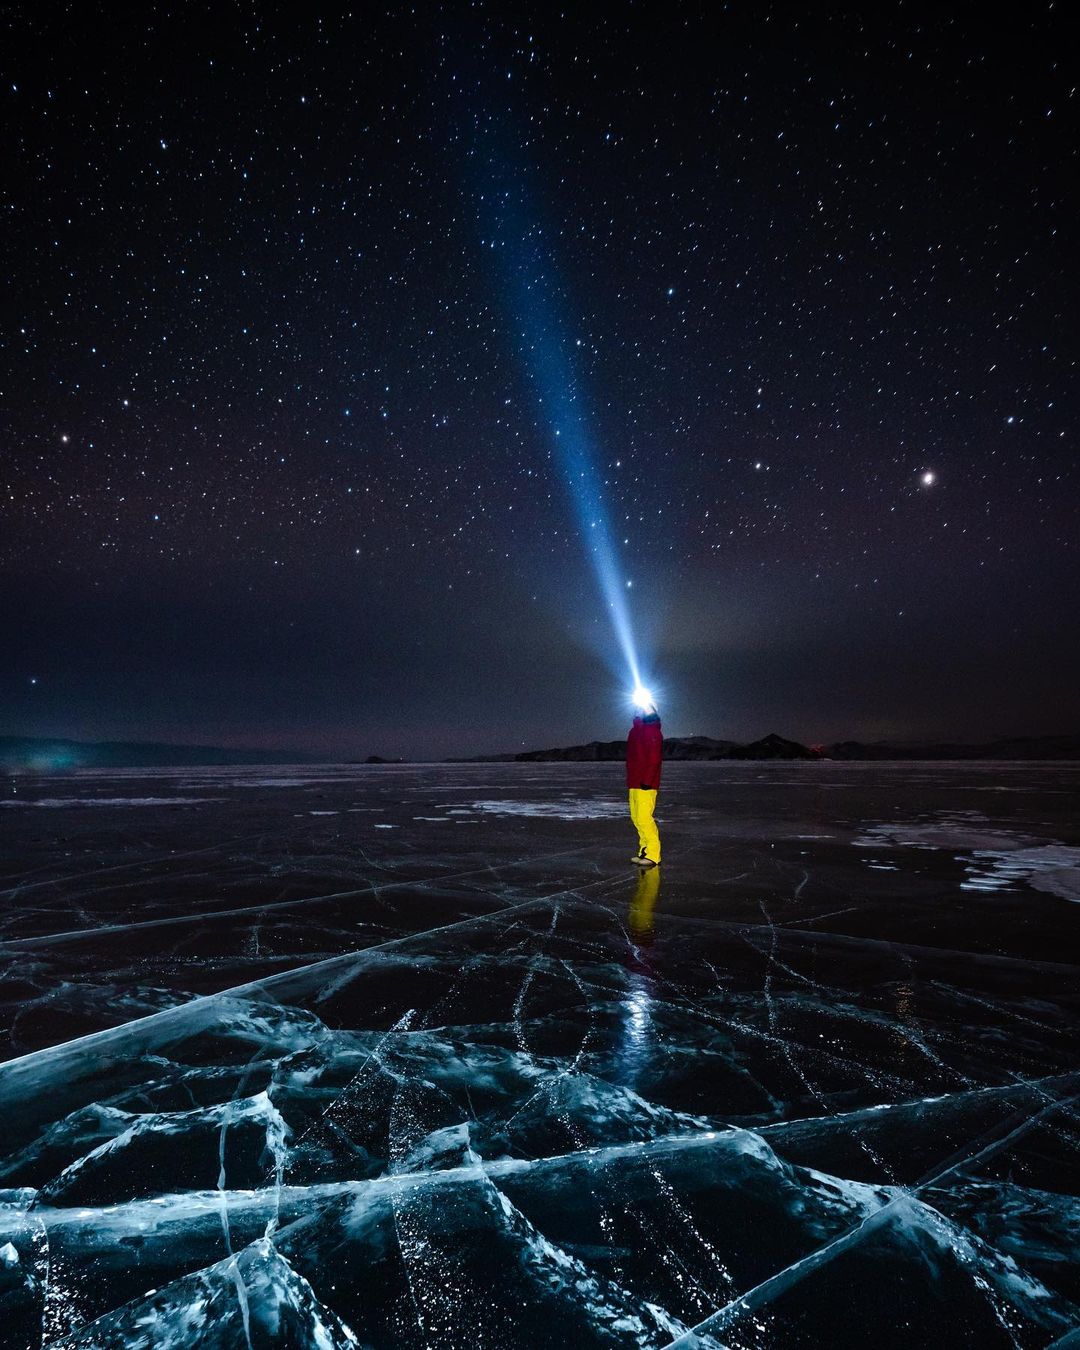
[{"x1": 633, "y1": 712, "x2": 661, "y2": 726}]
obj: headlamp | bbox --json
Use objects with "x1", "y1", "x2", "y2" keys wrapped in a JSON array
[{"x1": 631, "y1": 685, "x2": 656, "y2": 712}]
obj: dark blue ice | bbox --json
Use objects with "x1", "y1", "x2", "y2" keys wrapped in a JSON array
[{"x1": 0, "y1": 761, "x2": 1077, "y2": 1347}]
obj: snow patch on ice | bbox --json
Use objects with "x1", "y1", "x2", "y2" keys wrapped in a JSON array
[
  {"x1": 470, "y1": 798, "x2": 626, "y2": 819},
  {"x1": 853, "y1": 816, "x2": 1038, "y2": 852},
  {"x1": 854, "y1": 815, "x2": 1080, "y2": 902},
  {"x1": 963, "y1": 845, "x2": 1080, "y2": 903},
  {"x1": 0, "y1": 797, "x2": 219, "y2": 808}
]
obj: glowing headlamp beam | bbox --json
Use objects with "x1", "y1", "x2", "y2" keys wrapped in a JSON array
[
  {"x1": 526, "y1": 310, "x2": 641, "y2": 688},
  {"x1": 479, "y1": 161, "x2": 643, "y2": 690}
]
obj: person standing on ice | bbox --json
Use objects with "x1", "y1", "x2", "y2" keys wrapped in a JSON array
[{"x1": 627, "y1": 692, "x2": 662, "y2": 868}]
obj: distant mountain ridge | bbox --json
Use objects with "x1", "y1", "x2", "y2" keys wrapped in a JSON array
[
  {"x1": 463, "y1": 734, "x2": 819, "y2": 763},
  {"x1": 462, "y1": 731, "x2": 1080, "y2": 763},
  {"x1": 3, "y1": 731, "x2": 1078, "y2": 771},
  {"x1": 828, "y1": 734, "x2": 1080, "y2": 760}
]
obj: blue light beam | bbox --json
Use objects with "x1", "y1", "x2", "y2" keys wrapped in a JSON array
[{"x1": 479, "y1": 171, "x2": 643, "y2": 690}]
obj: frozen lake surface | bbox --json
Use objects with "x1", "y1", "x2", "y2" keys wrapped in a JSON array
[{"x1": 0, "y1": 760, "x2": 1077, "y2": 1348}]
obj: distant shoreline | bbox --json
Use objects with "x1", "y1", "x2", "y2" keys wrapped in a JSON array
[
  {"x1": 3, "y1": 731, "x2": 1080, "y2": 771},
  {"x1": 454, "y1": 731, "x2": 1080, "y2": 764}
]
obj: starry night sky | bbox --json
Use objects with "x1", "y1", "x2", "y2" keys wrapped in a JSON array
[{"x1": 3, "y1": 4, "x2": 1078, "y2": 759}]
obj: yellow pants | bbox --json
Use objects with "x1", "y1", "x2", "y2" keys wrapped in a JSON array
[{"x1": 628, "y1": 788, "x2": 661, "y2": 863}]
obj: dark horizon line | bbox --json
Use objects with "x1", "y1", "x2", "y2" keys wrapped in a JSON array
[{"x1": 3, "y1": 729, "x2": 1080, "y2": 771}]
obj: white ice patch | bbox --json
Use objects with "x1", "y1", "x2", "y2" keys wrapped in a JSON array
[
  {"x1": 854, "y1": 815, "x2": 1080, "y2": 903},
  {"x1": 470, "y1": 798, "x2": 626, "y2": 819},
  {"x1": 853, "y1": 818, "x2": 1038, "y2": 852},
  {"x1": 963, "y1": 845, "x2": 1080, "y2": 903},
  {"x1": 0, "y1": 796, "x2": 218, "y2": 808}
]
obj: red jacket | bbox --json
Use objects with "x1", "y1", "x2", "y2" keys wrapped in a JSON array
[{"x1": 627, "y1": 715, "x2": 662, "y2": 790}]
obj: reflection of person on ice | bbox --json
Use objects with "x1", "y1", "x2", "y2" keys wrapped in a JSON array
[
  {"x1": 627, "y1": 697, "x2": 662, "y2": 868},
  {"x1": 629, "y1": 864, "x2": 660, "y2": 940}
]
